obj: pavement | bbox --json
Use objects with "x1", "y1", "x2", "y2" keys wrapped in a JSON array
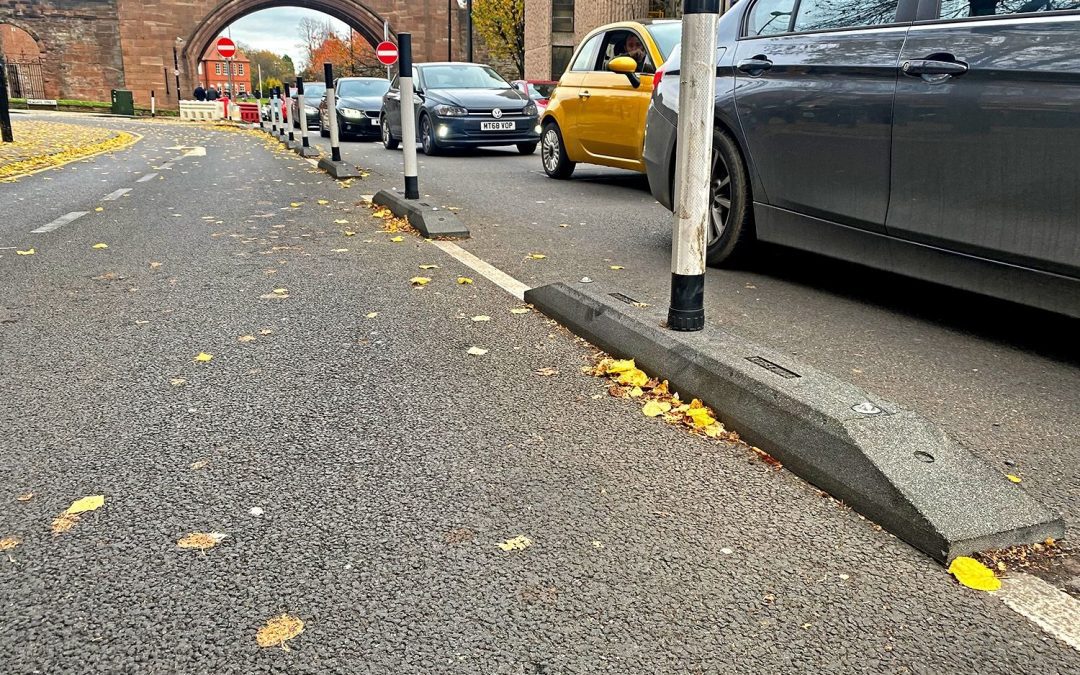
[{"x1": 1, "y1": 113, "x2": 1078, "y2": 672}]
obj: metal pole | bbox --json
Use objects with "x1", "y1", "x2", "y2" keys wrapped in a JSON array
[
  {"x1": 283, "y1": 82, "x2": 295, "y2": 145},
  {"x1": 399, "y1": 33, "x2": 419, "y2": 199},
  {"x1": 228, "y1": 56, "x2": 235, "y2": 99},
  {"x1": 173, "y1": 44, "x2": 182, "y2": 103},
  {"x1": 258, "y1": 64, "x2": 263, "y2": 99},
  {"x1": 324, "y1": 63, "x2": 342, "y2": 162},
  {"x1": 466, "y1": 0, "x2": 473, "y2": 62},
  {"x1": 384, "y1": 21, "x2": 391, "y2": 81},
  {"x1": 163, "y1": 67, "x2": 170, "y2": 97},
  {"x1": 668, "y1": 0, "x2": 720, "y2": 332},
  {"x1": 0, "y1": 62, "x2": 13, "y2": 143}
]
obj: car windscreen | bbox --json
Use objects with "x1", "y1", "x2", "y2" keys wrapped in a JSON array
[
  {"x1": 421, "y1": 65, "x2": 510, "y2": 90},
  {"x1": 303, "y1": 83, "x2": 327, "y2": 98},
  {"x1": 337, "y1": 79, "x2": 390, "y2": 97},
  {"x1": 645, "y1": 23, "x2": 682, "y2": 62},
  {"x1": 528, "y1": 83, "x2": 557, "y2": 99}
]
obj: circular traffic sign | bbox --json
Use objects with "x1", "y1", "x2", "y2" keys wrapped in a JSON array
[
  {"x1": 376, "y1": 41, "x2": 398, "y2": 66},
  {"x1": 217, "y1": 37, "x2": 237, "y2": 59}
]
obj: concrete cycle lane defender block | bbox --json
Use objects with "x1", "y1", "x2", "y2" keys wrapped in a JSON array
[
  {"x1": 372, "y1": 189, "x2": 469, "y2": 239},
  {"x1": 317, "y1": 156, "x2": 362, "y2": 179},
  {"x1": 524, "y1": 281, "x2": 1064, "y2": 562}
]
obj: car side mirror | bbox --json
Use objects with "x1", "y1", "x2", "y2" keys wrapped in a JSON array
[{"x1": 607, "y1": 56, "x2": 641, "y2": 88}]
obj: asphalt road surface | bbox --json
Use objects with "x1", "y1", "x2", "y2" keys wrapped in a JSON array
[
  {"x1": 1, "y1": 113, "x2": 1077, "y2": 672},
  {"x1": 309, "y1": 128, "x2": 1080, "y2": 537}
]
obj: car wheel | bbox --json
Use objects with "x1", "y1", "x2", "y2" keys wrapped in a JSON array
[
  {"x1": 541, "y1": 122, "x2": 575, "y2": 179},
  {"x1": 705, "y1": 129, "x2": 755, "y2": 267},
  {"x1": 381, "y1": 114, "x2": 399, "y2": 149},
  {"x1": 420, "y1": 115, "x2": 441, "y2": 156},
  {"x1": 517, "y1": 142, "x2": 538, "y2": 155}
]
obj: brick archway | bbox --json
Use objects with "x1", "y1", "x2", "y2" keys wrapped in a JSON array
[{"x1": 0, "y1": 0, "x2": 452, "y2": 107}]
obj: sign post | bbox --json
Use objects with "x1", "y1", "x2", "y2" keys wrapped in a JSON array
[
  {"x1": 668, "y1": 0, "x2": 720, "y2": 332},
  {"x1": 217, "y1": 37, "x2": 236, "y2": 100},
  {"x1": 0, "y1": 60, "x2": 12, "y2": 143},
  {"x1": 316, "y1": 63, "x2": 360, "y2": 179},
  {"x1": 398, "y1": 33, "x2": 419, "y2": 199},
  {"x1": 294, "y1": 77, "x2": 319, "y2": 158}
]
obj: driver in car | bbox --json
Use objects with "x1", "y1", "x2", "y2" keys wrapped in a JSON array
[{"x1": 622, "y1": 33, "x2": 648, "y2": 73}]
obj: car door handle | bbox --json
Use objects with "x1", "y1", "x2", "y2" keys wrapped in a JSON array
[
  {"x1": 736, "y1": 57, "x2": 773, "y2": 74},
  {"x1": 579, "y1": 90, "x2": 591, "y2": 99},
  {"x1": 902, "y1": 58, "x2": 968, "y2": 77}
]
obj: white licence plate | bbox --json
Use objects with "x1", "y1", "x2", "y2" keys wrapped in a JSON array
[
  {"x1": 371, "y1": 117, "x2": 380, "y2": 125},
  {"x1": 481, "y1": 121, "x2": 515, "y2": 131}
]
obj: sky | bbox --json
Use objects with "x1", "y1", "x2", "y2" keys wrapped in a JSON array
[{"x1": 225, "y1": 7, "x2": 350, "y2": 67}]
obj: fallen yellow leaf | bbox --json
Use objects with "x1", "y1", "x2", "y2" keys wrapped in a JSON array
[
  {"x1": 686, "y1": 407, "x2": 716, "y2": 428},
  {"x1": 256, "y1": 614, "x2": 305, "y2": 649},
  {"x1": 372, "y1": 208, "x2": 392, "y2": 218},
  {"x1": 259, "y1": 329, "x2": 273, "y2": 335},
  {"x1": 237, "y1": 335, "x2": 256, "y2": 343},
  {"x1": 1006, "y1": 474, "x2": 1022, "y2": 483},
  {"x1": 16, "y1": 248, "x2": 35, "y2": 255},
  {"x1": 177, "y1": 532, "x2": 227, "y2": 551},
  {"x1": 389, "y1": 236, "x2": 404, "y2": 242},
  {"x1": 510, "y1": 308, "x2": 530, "y2": 314},
  {"x1": 65, "y1": 495, "x2": 105, "y2": 515},
  {"x1": 289, "y1": 202, "x2": 302, "y2": 207},
  {"x1": 617, "y1": 368, "x2": 649, "y2": 388},
  {"x1": 642, "y1": 400, "x2": 672, "y2": 417},
  {"x1": 92, "y1": 243, "x2": 109, "y2": 249},
  {"x1": 170, "y1": 377, "x2": 186, "y2": 386},
  {"x1": 343, "y1": 230, "x2": 356, "y2": 236},
  {"x1": 628, "y1": 386, "x2": 644, "y2": 397},
  {"x1": 0, "y1": 536, "x2": 20, "y2": 551},
  {"x1": 419, "y1": 264, "x2": 439, "y2": 270},
  {"x1": 948, "y1": 556, "x2": 1001, "y2": 592},
  {"x1": 194, "y1": 352, "x2": 213, "y2": 362},
  {"x1": 410, "y1": 276, "x2": 431, "y2": 286},
  {"x1": 51, "y1": 514, "x2": 78, "y2": 534},
  {"x1": 528, "y1": 253, "x2": 547, "y2": 260},
  {"x1": 610, "y1": 265, "x2": 625, "y2": 270},
  {"x1": 317, "y1": 199, "x2": 329, "y2": 205},
  {"x1": 365, "y1": 312, "x2": 378, "y2": 318},
  {"x1": 457, "y1": 277, "x2": 474, "y2": 284},
  {"x1": 467, "y1": 346, "x2": 488, "y2": 356},
  {"x1": 606, "y1": 359, "x2": 636, "y2": 374},
  {"x1": 191, "y1": 459, "x2": 209, "y2": 470},
  {"x1": 94, "y1": 207, "x2": 104, "y2": 212},
  {"x1": 334, "y1": 219, "x2": 349, "y2": 224},
  {"x1": 471, "y1": 315, "x2": 491, "y2": 322},
  {"x1": 498, "y1": 535, "x2": 533, "y2": 552},
  {"x1": 17, "y1": 492, "x2": 34, "y2": 502},
  {"x1": 331, "y1": 248, "x2": 349, "y2": 253}
]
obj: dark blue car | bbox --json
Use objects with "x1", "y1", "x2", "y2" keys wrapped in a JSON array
[
  {"x1": 380, "y1": 62, "x2": 541, "y2": 155},
  {"x1": 318, "y1": 77, "x2": 390, "y2": 140}
]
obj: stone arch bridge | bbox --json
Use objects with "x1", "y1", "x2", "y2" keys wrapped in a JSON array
[{"x1": 0, "y1": 0, "x2": 453, "y2": 106}]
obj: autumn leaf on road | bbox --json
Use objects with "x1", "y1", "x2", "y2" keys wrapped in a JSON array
[
  {"x1": 317, "y1": 199, "x2": 329, "y2": 205},
  {"x1": 457, "y1": 277, "x2": 473, "y2": 285},
  {"x1": 372, "y1": 208, "x2": 391, "y2": 218},
  {"x1": 0, "y1": 536, "x2": 20, "y2": 551},
  {"x1": 510, "y1": 308, "x2": 530, "y2": 315},
  {"x1": 334, "y1": 219, "x2": 349, "y2": 224},
  {"x1": 467, "y1": 347, "x2": 488, "y2": 356},
  {"x1": 237, "y1": 335, "x2": 256, "y2": 343},
  {"x1": 1006, "y1": 474, "x2": 1022, "y2": 483},
  {"x1": 534, "y1": 367, "x2": 559, "y2": 377},
  {"x1": 289, "y1": 202, "x2": 302, "y2": 208},
  {"x1": 642, "y1": 400, "x2": 671, "y2": 417},
  {"x1": 92, "y1": 243, "x2": 109, "y2": 249},
  {"x1": 66, "y1": 495, "x2": 105, "y2": 515},
  {"x1": 256, "y1": 614, "x2": 305, "y2": 650},
  {"x1": 389, "y1": 236, "x2": 404, "y2": 242},
  {"x1": 948, "y1": 556, "x2": 1001, "y2": 592},
  {"x1": 17, "y1": 492, "x2": 34, "y2": 502},
  {"x1": 365, "y1": 312, "x2": 378, "y2": 318},
  {"x1": 528, "y1": 253, "x2": 547, "y2": 260},
  {"x1": 16, "y1": 249, "x2": 35, "y2": 255},
  {"x1": 471, "y1": 315, "x2": 491, "y2": 322},
  {"x1": 343, "y1": 230, "x2": 356, "y2": 236},
  {"x1": 498, "y1": 535, "x2": 533, "y2": 552},
  {"x1": 194, "y1": 352, "x2": 213, "y2": 363},
  {"x1": 419, "y1": 264, "x2": 439, "y2": 270},
  {"x1": 610, "y1": 265, "x2": 625, "y2": 270},
  {"x1": 410, "y1": 277, "x2": 431, "y2": 287},
  {"x1": 177, "y1": 532, "x2": 227, "y2": 551}
]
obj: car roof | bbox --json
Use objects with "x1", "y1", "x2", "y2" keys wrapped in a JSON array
[{"x1": 336, "y1": 76, "x2": 384, "y2": 80}]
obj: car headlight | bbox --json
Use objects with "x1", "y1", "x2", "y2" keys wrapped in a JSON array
[
  {"x1": 339, "y1": 107, "x2": 364, "y2": 118},
  {"x1": 304, "y1": 105, "x2": 318, "y2": 115},
  {"x1": 523, "y1": 102, "x2": 538, "y2": 117},
  {"x1": 434, "y1": 105, "x2": 468, "y2": 117}
]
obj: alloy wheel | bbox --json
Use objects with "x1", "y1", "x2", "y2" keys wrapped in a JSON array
[
  {"x1": 421, "y1": 117, "x2": 432, "y2": 154},
  {"x1": 542, "y1": 128, "x2": 560, "y2": 173},
  {"x1": 382, "y1": 118, "x2": 390, "y2": 144},
  {"x1": 709, "y1": 150, "x2": 733, "y2": 246}
]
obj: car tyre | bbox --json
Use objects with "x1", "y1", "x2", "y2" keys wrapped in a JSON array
[
  {"x1": 517, "y1": 142, "x2": 538, "y2": 155},
  {"x1": 705, "y1": 128, "x2": 755, "y2": 267},
  {"x1": 420, "y1": 114, "x2": 442, "y2": 156},
  {"x1": 381, "y1": 114, "x2": 399, "y2": 149},
  {"x1": 541, "y1": 122, "x2": 575, "y2": 179}
]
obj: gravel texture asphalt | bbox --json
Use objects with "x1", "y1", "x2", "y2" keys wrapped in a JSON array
[
  {"x1": 1, "y1": 114, "x2": 1077, "y2": 672},
  {"x1": 309, "y1": 131, "x2": 1080, "y2": 542}
]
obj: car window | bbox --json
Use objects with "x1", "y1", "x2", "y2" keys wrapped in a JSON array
[
  {"x1": 598, "y1": 29, "x2": 656, "y2": 74},
  {"x1": 304, "y1": 83, "x2": 327, "y2": 98},
  {"x1": 747, "y1": 0, "x2": 797, "y2": 35},
  {"x1": 938, "y1": 0, "x2": 1080, "y2": 18},
  {"x1": 792, "y1": 0, "x2": 900, "y2": 31},
  {"x1": 337, "y1": 79, "x2": 390, "y2": 97},
  {"x1": 419, "y1": 65, "x2": 509, "y2": 89},
  {"x1": 528, "y1": 83, "x2": 557, "y2": 98},
  {"x1": 570, "y1": 33, "x2": 603, "y2": 71},
  {"x1": 644, "y1": 22, "x2": 682, "y2": 61}
]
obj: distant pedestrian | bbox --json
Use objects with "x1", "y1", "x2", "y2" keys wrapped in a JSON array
[
  {"x1": 207, "y1": 87, "x2": 219, "y2": 101},
  {"x1": 193, "y1": 86, "x2": 206, "y2": 101}
]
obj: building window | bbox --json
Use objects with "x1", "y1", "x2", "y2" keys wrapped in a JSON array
[
  {"x1": 238, "y1": 63, "x2": 244, "y2": 75},
  {"x1": 215, "y1": 62, "x2": 221, "y2": 75},
  {"x1": 551, "y1": 46, "x2": 574, "y2": 77},
  {"x1": 552, "y1": 0, "x2": 574, "y2": 33}
]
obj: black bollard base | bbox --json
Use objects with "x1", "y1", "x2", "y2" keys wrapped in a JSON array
[
  {"x1": 287, "y1": 139, "x2": 302, "y2": 151},
  {"x1": 296, "y1": 145, "x2": 319, "y2": 158},
  {"x1": 373, "y1": 189, "x2": 470, "y2": 239},
  {"x1": 318, "y1": 157, "x2": 361, "y2": 179}
]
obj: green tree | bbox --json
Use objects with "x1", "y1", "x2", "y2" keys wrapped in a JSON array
[{"x1": 472, "y1": 0, "x2": 524, "y2": 78}]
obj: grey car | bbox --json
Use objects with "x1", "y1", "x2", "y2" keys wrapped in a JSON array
[{"x1": 643, "y1": 0, "x2": 1080, "y2": 318}]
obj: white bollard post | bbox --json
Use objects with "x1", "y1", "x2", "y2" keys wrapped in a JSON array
[
  {"x1": 316, "y1": 63, "x2": 360, "y2": 179},
  {"x1": 398, "y1": 33, "x2": 419, "y2": 199},
  {"x1": 294, "y1": 76, "x2": 319, "y2": 158},
  {"x1": 668, "y1": 0, "x2": 720, "y2": 332}
]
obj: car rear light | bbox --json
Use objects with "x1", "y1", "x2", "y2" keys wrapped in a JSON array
[{"x1": 654, "y1": 65, "x2": 665, "y2": 88}]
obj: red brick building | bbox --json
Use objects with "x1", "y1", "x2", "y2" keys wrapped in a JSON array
[{"x1": 200, "y1": 43, "x2": 251, "y2": 96}]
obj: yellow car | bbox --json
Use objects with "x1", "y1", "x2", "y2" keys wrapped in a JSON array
[{"x1": 540, "y1": 20, "x2": 681, "y2": 179}]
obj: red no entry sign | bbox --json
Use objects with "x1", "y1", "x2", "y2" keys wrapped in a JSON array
[
  {"x1": 217, "y1": 37, "x2": 237, "y2": 59},
  {"x1": 376, "y1": 41, "x2": 398, "y2": 66}
]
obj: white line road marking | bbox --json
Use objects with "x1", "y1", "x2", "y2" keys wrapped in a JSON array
[
  {"x1": 998, "y1": 573, "x2": 1080, "y2": 651},
  {"x1": 102, "y1": 188, "x2": 131, "y2": 201},
  {"x1": 305, "y1": 158, "x2": 319, "y2": 167},
  {"x1": 31, "y1": 211, "x2": 89, "y2": 234},
  {"x1": 429, "y1": 240, "x2": 531, "y2": 301},
  {"x1": 136, "y1": 173, "x2": 159, "y2": 183}
]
